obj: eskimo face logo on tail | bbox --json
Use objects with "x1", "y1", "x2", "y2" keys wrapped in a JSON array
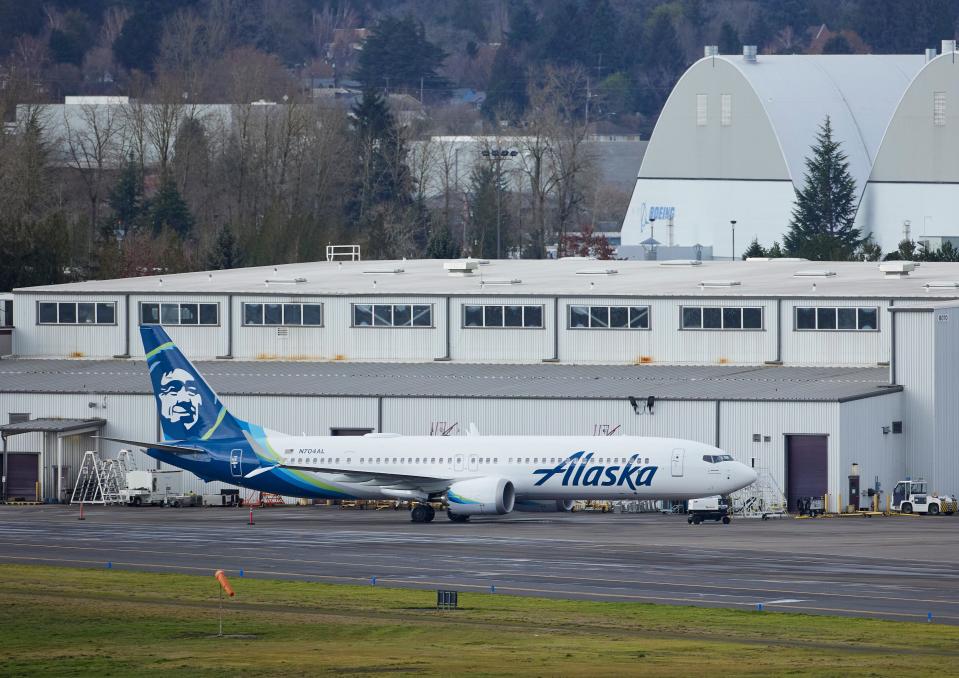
[
  {"x1": 158, "y1": 368, "x2": 202, "y2": 431},
  {"x1": 533, "y1": 451, "x2": 657, "y2": 490}
]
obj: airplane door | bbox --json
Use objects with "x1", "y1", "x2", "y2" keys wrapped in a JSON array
[
  {"x1": 671, "y1": 449, "x2": 685, "y2": 477},
  {"x1": 468, "y1": 455, "x2": 478, "y2": 471},
  {"x1": 230, "y1": 449, "x2": 243, "y2": 478},
  {"x1": 454, "y1": 454, "x2": 464, "y2": 472}
]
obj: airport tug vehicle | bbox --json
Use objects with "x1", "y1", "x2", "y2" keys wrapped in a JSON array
[
  {"x1": 687, "y1": 495, "x2": 731, "y2": 525},
  {"x1": 891, "y1": 479, "x2": 957, "y2": 515}
]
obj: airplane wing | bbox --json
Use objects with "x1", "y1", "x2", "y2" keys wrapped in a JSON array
[
  {"x1": 95, "y1": 436, "x2": 207, "y2": 455},
  {"x1": 246, "y1": 463, "x2": 453, "y2": 492}
]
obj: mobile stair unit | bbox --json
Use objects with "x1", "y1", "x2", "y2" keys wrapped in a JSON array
[
  {"x1": 70, "y1": 451, "x2": 125, "y2": 505},
  {"x1": 730, "y1": 467, "x2": 788, "y2": 519}
]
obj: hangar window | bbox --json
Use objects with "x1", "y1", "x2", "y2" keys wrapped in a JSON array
[
  {"x1": 352, "y1": 304, "x2": 432, "y2": 327},
  {"x1": 568, "y1": 305, "x2": 650, "y2": 329},
  {"x1": 794, "y1": 306, "x2": 878, "y2": 331},
  {"x1": 463, "y1": 304, "x2": 544, "y2": 328},
  {"x1": 934, "y1": 91, "x2": 946, "y2": 127},
  {"x1": 681, "y1": 306, "x2": 763, "y2": 330},
  {"x1": 243, "y1": 302, "x2": 323, "y2": 326},
  {"x1": 721, "y1": 94, "x2": 732, "y2": 126},
  {"x1": 140, "y1": 302, "x2": 218, "y2": 326},
  {"x1": 696, "y1": 94, "x2": 708, "y2": 126},
  {"x1": 38, "y1": 301, "x2": 117, "y2": 325}
]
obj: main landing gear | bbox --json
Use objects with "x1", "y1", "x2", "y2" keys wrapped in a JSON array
[
  {"x1": 410, "y1": 503, "x2": 436, "y2": 523},
  {"x1": 446, "y1": 510, "x2": 469, "y2": 523}
]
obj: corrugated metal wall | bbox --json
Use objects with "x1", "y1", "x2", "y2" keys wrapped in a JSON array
[
  {"x1": 780, "y1": 298, "x2": 892, "y2": 365},
  {"x1": 894, "y1": 310, "x2": 936, "y2": 484},
  {"x1": 4, "y1": 389, "x2": 905, "y2": 503},
  {"x1": 933, "y1": 309, "x2": 959, "y2": 495},
  {"x1": 6, "y1": 291, "x2": 913, "y2": 367},
  {"x1": 13, "y1": 293, "x2": 128, "y2": 358},
  {"x1": 450, "y1": 296, "x2": 554, "y2": 362},
  {"x1": 839, "y1": 393, "x2": 906, "y2": 504}
]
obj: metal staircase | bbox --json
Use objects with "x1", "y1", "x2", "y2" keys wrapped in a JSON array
[
  {"x1": 70, "y1": 451, "x2": 123, "y2": 505},
  {"x1": 730, "y1": 467, "x2": 789, "y2": 519}
]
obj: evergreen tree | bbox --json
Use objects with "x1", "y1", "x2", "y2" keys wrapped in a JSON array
[
  {"x1": 148, "y1": 173, "x2": 193, "y2": 237},
  {"x1": 466, "y1": 163, "x2": 510, "y2": 259},
  {"x1": 742, "y1": 237, "x2": 766, "y2": 259},
  {"x1": 203, "y1": 225, "x2": 244, "y2": 270},
  {"x1": 507, "y1": 2, "x2": 539, "y2": 46},
  {"x1": 822, "y1": 34, "x2": 853, "y2": 54},
  {"x1": 784, "y1": 117, "x2": 862, "y2": 260},
  {"x1": 354, "y1": 16, "x2": 448, "y2": 95},
  {"x1": 718, "y1": 21, "x2": 740, "y2": 54},
  {"x1": 425, "y1": 221, "x2": 460, "y2": 259},
  {"x1": 107, "y1": 154, "x2": 144, "y2": 238},
  {"x1": 767, "y1": 241, "x2": 785, "y2": 258},
  {"x1": 350, "y1": 89, "x2": 413, "y2": 218},
  {"x1": 482, "y1": 46, "x2": 528, "y2": 120}
]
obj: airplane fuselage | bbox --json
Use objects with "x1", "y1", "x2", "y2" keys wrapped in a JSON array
[{"x1": 149, "y1": 432, "x2": 753, "y2": 502}]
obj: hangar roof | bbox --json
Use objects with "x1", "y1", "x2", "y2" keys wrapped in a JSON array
[
  {"x1": 0, "y1": 359, "x2": 898, "y2": 403},
  {"x1": 15, "y1": 258, "x2": 959, "y2": 300},
  {"x1": 712, "y1": 54, "x2": 924, "y2": 192}
]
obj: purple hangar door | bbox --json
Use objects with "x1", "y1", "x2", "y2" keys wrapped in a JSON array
[{"x1": 786, "y1": 435, "x2": 828, "y2": 512}]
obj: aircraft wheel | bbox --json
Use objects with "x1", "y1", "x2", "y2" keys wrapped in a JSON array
[
  {"x1": 447, "y1": 510, "x2": 470, "y2": 523},
  {"x1": 410, "y1": 505, "x2": 429, "y2": 523},
  {"x1": 425, "y1": 504, "x2": 436, "y2": 522}
]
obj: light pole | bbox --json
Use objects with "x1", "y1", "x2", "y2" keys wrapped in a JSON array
[
  {"x1": 730, "y1": 220, "x2": 737, "y2": 261},
  {"x1": 482, "y1": 148, "x2": 517, "y2": 259},
  {"x1": 649, "y1": 216, "x2": 656, "y2": 241}
]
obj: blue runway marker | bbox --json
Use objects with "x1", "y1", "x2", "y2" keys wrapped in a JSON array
[
  {"x1": 106, "y1": 561, "x2": 112, "y2": 569},
  {"x1": 928, "y1": 612, "x2": 933, "y2": 623},
  {"x1": 371, "y1": 576, "x2": 376, "y2": 586},
  {"x1": 239, "y1": 569, "x2": 244, "y2": 577},
  {"x1": 757, "y1": 603, "x2": 763, "y2": 612}
]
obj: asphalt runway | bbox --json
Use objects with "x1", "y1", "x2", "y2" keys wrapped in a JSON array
[{"x1": 1, "y1": 505, "x2": 957, "y2": 624}]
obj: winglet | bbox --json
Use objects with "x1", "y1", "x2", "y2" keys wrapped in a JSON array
[{"x1": 467, "y1": 422, "x2": 480, "y2": 436}]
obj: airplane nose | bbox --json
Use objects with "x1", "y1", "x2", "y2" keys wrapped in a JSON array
[{"x1": 743, "y1": 465, "x2": 758, "y2": 486}]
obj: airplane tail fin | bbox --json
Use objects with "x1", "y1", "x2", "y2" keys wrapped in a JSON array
[{"x1": 141, "y1": 326, "x2": 247, "y2": 442}]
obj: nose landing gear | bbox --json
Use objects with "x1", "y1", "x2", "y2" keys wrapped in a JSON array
[{"x1": 410, "y1": 503, "x2": 436, "y2": 523}]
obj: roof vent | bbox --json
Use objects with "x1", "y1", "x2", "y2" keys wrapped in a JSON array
[
  {"x1": 924, "y1": 281, "x2": 959, "y2": 289},
  {"x1": 926, "y1": 48, "x2": 938, "y2": 62},
  {"x1": 879, "y1": 261, "x2": 915, "y2": 278},
  {"x1": 444, "y1": 259, "x2": 479, "y2": 276},
  {"x1": 943, "y1": 39, "x2": 957, "y2": 54},
  {"x1": 575, "y1": 268, "x2": 618, "y2": 275},
  {"x1": 362, "y1": 268, "x2": 404, "y2": 274},
  {"x1": 659, "y1": 260, "x2": 702, "y2": 266},
  {"x1": 699, "y1": 280, "x2": 741, "y2": 288},
  {"x1": 264, "y1": 277, "x2": 307, "y2": 284},
  {"x1": 743, "y1": 45, "x2": 758, "y2": 62},
  {"x1": 704, "y1": 45, "x2": 719, "y2": 57},
  {"x1": 793, "y1": 269, "x2": 836, "y2": 278},
  {"x1": 480, "y1": 279, "x2": 522, "y2": 286}
]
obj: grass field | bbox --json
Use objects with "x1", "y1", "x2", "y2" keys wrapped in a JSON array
[{"x1": 1, "y1": 564, "x2": 957, "y2": 676}]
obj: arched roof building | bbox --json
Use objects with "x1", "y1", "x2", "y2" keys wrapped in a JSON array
[
  {"x1": 621, "y1": 45, "x2": 956, "y2": 258},
  {"x1": 856, "y1": 45, "x2": 959, "y2": 251}
]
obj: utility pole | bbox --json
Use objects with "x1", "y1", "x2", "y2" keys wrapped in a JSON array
[{"x1": 730, "y1": 220, "x2": 737, "y2": 261}]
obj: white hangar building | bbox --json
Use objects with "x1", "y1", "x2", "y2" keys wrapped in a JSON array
[
  {"x1": 621, "y1": 41, "x2": 959, "y2": 258},
  {"x1": 2, "y1": 257, "x2": 959, "y2": 511}
]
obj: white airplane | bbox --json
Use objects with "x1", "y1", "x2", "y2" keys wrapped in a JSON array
[{"x1": 104, "y1": 326, "x2": 758, "y2": 523}]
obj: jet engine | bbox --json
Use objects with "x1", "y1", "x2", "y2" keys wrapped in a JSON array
[
  {"x1": 446, "y1": 477, "x2": 515, "y2": 516},
  {"x1": 514, "y1": 499, "x2": 575, "y2": 513}
]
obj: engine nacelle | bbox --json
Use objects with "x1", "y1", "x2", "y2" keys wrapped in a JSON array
[
  {"x1": 447, "y1": 477, "x2": 515, "y2": 516},
  {"x1": 514, "y1": 499, "x2": 575, "y2": 513}
]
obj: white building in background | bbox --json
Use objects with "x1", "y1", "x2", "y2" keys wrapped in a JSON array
[
  {"x1": 3, "y1": 257, "x2": 959, "y2": 508},
  {"x1": 621, "y1": 42, "x2": 959, "y2": 258}
]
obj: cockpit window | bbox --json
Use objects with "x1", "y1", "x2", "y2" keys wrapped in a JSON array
[{"x1": 703, "y1": 454, "x2": 734, "y2": 463}]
